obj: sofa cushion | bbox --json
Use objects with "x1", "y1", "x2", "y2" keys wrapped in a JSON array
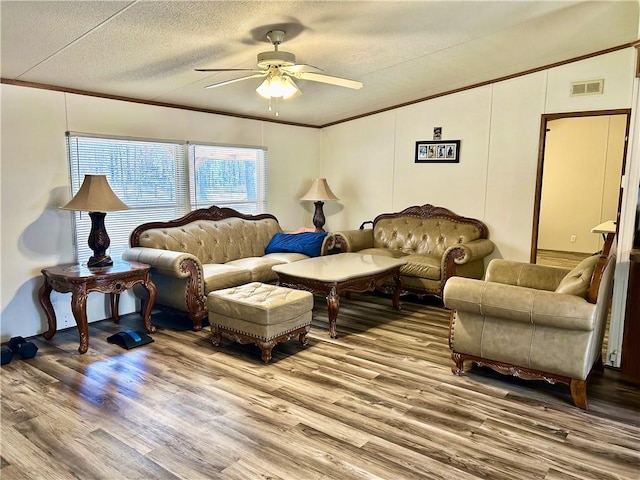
[
  {"x1": 554, "y1": 254, "x2": 599, "y2": 298},
  {"x1": 263, "y1": 252, "x2": 310, "y2": 263},
  {"x1": 265, "y1": 231, "x2": 328, "y2": 257},
  {"x1": 358, "y1": 248, "x2": 407, "y2": 259},
  {"x1": 400, "y1": 253, "x2": 441, "y2": 280},
  {"x1": 203, "y1": 264, "x2": 252, "y2": 292},
  {"x1": 226, "y1": 257, "x2": 282, "y2": 283}
]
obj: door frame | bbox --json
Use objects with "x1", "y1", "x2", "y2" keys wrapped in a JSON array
[{"x1": 530, "y1": 108, "x2": 631, "y2": 263}]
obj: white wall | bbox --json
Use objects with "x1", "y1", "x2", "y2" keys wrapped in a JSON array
[
  {"x1": 322, "y1": 48, "x2": 636, "y2": 257},
  {"x1": 0, "y1": 86, "x2": 320, "y2": 341},
  {"x1": 1, "y1": 47, "x2": 637, "y2": 348},
  {"x1": 320, "y1": 47, "x2": 638, "y2": 340}
]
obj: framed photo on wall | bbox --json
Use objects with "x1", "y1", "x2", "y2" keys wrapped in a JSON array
[{"x1": 415, "y1": 140, "x2": 460, "y2": 163}]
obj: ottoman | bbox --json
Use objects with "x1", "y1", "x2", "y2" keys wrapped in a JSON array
[{"x1": 207, "y1": 282, "x2": 313, "y2": 362}]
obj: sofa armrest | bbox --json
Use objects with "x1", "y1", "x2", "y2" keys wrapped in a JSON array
[
  {"x1": 443, "y1": 277, "x2": 596, "y2": 331},
  {"x1": 123, "y1": 247, "x2": 207, "y2": 328},
  {"x1": 324, "y1": 229, "x2": 374, "y2": 253},
  {"x1": 122, "y1": 247, "x2": 203, "y2": 278},
  {"x1": 486, "y1": 259, "x2": 570, "y2": 291},
  {"x1": 445, "y1": 238, "x2": 495, "y2": 265}
]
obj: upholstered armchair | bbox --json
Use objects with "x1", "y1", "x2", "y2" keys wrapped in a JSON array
[{"x1": 443, "y1": 234, "x2": 616, "y2": 409}]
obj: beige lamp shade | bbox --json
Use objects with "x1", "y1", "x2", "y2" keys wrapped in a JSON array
[
  {"x1": 299, "y1": 178, "x2": 339, "y2": 202},
  {"x1": 61, "y1": 175, "x2": 129, "y2": 212}
]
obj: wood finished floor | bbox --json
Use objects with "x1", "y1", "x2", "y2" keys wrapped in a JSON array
[
  {"x1": 1, "y1": 293, "x2": 639, "y2": 480},
  {"x1": 536, "y1": 250, "x2": 591, "y2": 269}
]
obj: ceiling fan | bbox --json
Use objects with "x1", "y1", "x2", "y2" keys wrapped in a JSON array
[{"x1": 196, "y1": 30, "x2": 363, "y2": 113}]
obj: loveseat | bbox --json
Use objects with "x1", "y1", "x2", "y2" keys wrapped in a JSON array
[
  {"x1": 122, "y1": 206, "x2": 327, "y2": 330},
  {"x1": 323, "y1": 204, "x2": 495, "y2": 299}
]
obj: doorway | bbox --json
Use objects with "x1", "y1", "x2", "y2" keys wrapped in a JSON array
[{"x1": 531, "y1": 110, "x2": 631, "y2": 264}]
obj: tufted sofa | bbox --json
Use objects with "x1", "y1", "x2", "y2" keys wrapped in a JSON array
[
  {"x1": 323, "y1": 204, "x2": 495, "y2": 299},
  {"x1": 122, "y1": 206, "x2": 321, "y2": 330}
]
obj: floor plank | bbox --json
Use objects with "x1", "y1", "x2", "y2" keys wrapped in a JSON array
[{"x1": 1, "y1": 293, "x2": 638, "y2": 479}]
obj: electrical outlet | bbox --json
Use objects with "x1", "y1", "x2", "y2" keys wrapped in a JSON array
[{"x1": 570, "y1": 235, "x2": 577, "y2": 243}]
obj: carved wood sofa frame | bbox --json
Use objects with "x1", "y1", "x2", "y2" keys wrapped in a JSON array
[{"x1": 127, "y1": 206, "x2": 283, "y2": 331}]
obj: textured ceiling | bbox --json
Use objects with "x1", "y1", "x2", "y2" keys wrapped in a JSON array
[{"x1": 1, "y1": 1, "x2": 638, "y2": 127}]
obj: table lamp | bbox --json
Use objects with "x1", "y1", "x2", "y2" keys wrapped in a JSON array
[
  {"x1": 61, "y1": 175, "x2": 129, "y2": 268},
  {"x1": 299, "y1": 178, "x2": 339, "y2": 231}
]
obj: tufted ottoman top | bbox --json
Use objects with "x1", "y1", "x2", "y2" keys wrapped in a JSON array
[{"x1": 207, "y1": 282, "x2": 313, "y2": 325}]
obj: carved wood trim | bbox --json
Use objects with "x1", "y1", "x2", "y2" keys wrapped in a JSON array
[
  {"x1": 128, "y1": 206, "x2": 281, "y2": 330},
  {"x1": 275, "y1": 265, "x2": 403, "y2": 297},
  {"x1": 372, "y1": 204, "x2": 490, "y2": 239},
  {"x1": 450, "y1": 350, "x2": 598, "y2": 409},
  {"x1": 441, "y1": 247, "x2": 466, "y2": 292},
  {"x1": 212, "y1": 324, "x2": 310, "y2": 363},
  {"x1": 129, "y1": 205, "x2": 280, "y2": 246}
]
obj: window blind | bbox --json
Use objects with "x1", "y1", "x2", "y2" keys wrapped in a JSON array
[{"x1": 66, "y1": 133, "x2": 188, "y2": 264}]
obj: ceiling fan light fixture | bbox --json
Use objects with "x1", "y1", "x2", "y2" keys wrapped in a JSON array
[{"x1": 256, "y1": 74, "x2": 300, "y2": 100}]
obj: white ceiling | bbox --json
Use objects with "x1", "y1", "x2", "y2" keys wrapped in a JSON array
[{"x1": 1, "y1": 1, "x2": 638, "y2": 127}]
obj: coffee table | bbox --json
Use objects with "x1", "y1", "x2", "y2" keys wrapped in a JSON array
[{"x1": 272, "y1": 252, "x2": 406, "y2": 338}]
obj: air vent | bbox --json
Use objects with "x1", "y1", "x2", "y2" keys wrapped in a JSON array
[{"x1": 570, "y1": 79, "x2": 604, "y2": 96}]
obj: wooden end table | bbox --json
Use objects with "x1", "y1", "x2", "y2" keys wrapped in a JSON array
[
  {"x1": 38, "y1": 260, "x2": 157, "y2": 354},
  {"x1": 272, "y1": 253, "x2": 406, "y2": 338}
]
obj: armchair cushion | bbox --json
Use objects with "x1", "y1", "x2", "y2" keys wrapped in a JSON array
[
  {"x1": 486, "y1": 259, "x2": 569, "y2": 291},
  {"x1": 554, "y1": 254, "x2": 599, "y2": 298},
  {"x1": 265, "y1": 231, "x2": 328, "y2": 257}
]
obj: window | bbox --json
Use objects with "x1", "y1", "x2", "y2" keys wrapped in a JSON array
[
  {"x1": 66, "y1": 133, "x2": 267, "y2": 265},
  {"x1": 188, "y1": 143, "x2": 267, "y2": 214},
  {"x1": 66, "y1": 133, "x2": 188, "y2": 264}
]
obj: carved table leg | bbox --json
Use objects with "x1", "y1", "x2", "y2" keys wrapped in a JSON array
[
  {"x1": 391, "y1": 273, "x2": 403, "y2": 310},
  {"x1": 71, "y1": 289, "x2": 89, "y2": 354},
  {"x1": 38, "y1": 279, "x2": 57, "y2": 340},
  {"x1": 326, "y1": 286, "x2": 340, "y2": 338},
  {"x1": 110, "y1": 293, "x2": 120, "y2": 323},
  {"x1": 140, "y1": 279, "x2": 158, "y2": 333}
]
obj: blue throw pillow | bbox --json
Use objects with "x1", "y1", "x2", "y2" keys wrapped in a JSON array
[{"x1": 265, "y1": 231, "x2": 328, "y2": 257}]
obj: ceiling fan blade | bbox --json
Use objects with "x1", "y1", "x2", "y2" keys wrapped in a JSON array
[
  {"x1": 295, "y1": 72, "x2": 363, "y2": 89},
  {"x1": 204, "y1": 73, "x2": 266, "y2": 89},
  {"x1": 196, "y1": 68, "x2": 264, "y2": 72},
  {"x1": 281, "y1": 63, "x2": 322, "y2": 74}
]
